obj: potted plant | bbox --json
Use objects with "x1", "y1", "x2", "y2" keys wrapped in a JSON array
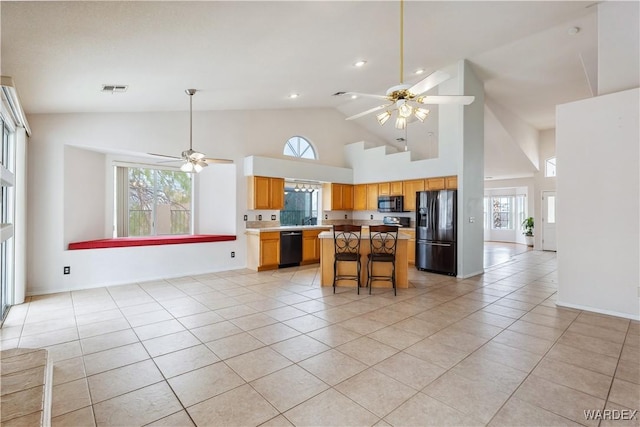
[{"x1": 521, "y1": 217, "x2": 534, "y2": 247}]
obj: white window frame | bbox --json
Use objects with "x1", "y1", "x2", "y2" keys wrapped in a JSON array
[
  {"x1": 0, "y1": 108, "x2": 16, "y2": 321},
  {"x1": 545, "y1": 156, "x2": 557, "y2": 177},
  {"x1": 114, "y1": 163, "x2": 195, "y2": 237},
  {"x1": 283, "y1": 136, "x2": 317, "y2": 160}
]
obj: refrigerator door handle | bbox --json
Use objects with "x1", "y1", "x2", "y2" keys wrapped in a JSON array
[{"x1": 428, "y1": 243, "x2": 452, "y2": 247}]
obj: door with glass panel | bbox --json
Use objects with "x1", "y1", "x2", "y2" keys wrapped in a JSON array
[{"x1": 542, "y1": 191, "x2": 557, "y2": 251}]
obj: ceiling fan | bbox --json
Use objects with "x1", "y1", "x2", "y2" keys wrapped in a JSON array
[
  {"x1": 340, "y1": 0, "x2": 475, "y2": 130},
  {"x1": 149, "y1": 89, "x2": 233, "y2": 173}
]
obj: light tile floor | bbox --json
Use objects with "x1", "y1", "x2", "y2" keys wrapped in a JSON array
[{"x1": 1, "y1": 250, "x2": 638, "y2": 427}]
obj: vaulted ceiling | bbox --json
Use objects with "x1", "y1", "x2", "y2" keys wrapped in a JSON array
[{"x1": 1, "y1": 1, "x2": 597, "y2": 179}]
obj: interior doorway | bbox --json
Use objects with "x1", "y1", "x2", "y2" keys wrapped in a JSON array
[{"x1": 542, "y1": 191, "x2": 557, "y2": 251}]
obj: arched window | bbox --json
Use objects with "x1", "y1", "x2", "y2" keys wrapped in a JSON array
[{"x1": 283, "y1": 136, "x2": 317, "y2": 160}]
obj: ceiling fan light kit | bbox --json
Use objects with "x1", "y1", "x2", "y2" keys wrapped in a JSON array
[{"x1": 343, "y1": 0, "x2": 474, "y2": 129}]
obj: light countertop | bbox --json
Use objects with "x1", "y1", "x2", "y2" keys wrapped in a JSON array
[{"x1": 245, "y1": 225, "x2": 332, "y2": 235}]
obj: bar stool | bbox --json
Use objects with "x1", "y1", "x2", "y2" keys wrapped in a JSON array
[
  {"x1": 332, "y1": 225, "x2": 362, "y2": 294},
  {"x1": 367, "y1": 225, "x2": 398, "y2": 295}
]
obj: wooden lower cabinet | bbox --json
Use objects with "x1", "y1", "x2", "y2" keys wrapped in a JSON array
[
  {"x1": 302, "y1": 228, "x2": 329, "y2": 264},
  {"x1": 259, "y1": 232, "x2": 280, "y2": 270},
  {"x1": 402, "y1": 229, "x2": 416, "y2": 265}
]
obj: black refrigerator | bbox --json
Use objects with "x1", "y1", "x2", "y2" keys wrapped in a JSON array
[{"x1": 415, "y1": 190, "x2": 457, "y2": 276}]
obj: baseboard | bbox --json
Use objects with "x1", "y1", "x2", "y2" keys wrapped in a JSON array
[{"x1": 555, "y1": 300, "x2": 640, "y2": 321}]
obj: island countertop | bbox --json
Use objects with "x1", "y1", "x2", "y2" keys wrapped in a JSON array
[{"x1": 245, "y1": 225, "x2": 331, "y2": 235}]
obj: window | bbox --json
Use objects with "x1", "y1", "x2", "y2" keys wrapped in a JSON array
[
  {"x1": 115, "y1": 166, "x2": 193, "y2": 236},
  {"x1": 492, "y1": 196, "x2": 514, "y2": 230},
  {"x1": 283, "y1": 136, "x2": 317, "y2": 160},
  {"x1": 1, "y1": 118, "x2": 14, "y2": 321},
  {"x1": 545, "y1": 157, "x2": 556, "y2": 177},
  {"x1": 280, "y1": 182, "x2": 319, "y2": 226}
]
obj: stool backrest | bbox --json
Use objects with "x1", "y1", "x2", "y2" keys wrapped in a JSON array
[
  {"x1": 369, "y1": 225, "x2": 398, "y2": 255},
  {"x1": 333, "y1": 225, "x2": 362, "y2": 255}
]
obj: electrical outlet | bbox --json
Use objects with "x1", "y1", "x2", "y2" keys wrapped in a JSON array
[
  {"x1": 63, "y1": 266, "x2": 70, "y2": 275},
  {"x1": 231, "y1": 251, "x2": 235, "y2": 258},
  {"x1": 344, "y1": 214, "x2": 348, "y2": 219},
  {"x1": 271, "y1": 214, "x2": 276, "y2": 220},
  {"x1": 243, "y1": 215, "x2": 247, "y2": 221},
  {"x1": 258, "y1": 214, "x2": 262, "y2": 221},
  {"x1": 370, "y1": 214, "x2": 373, "y2": 220},
  {"x1": 325, "y1": 214, "x2": 328, "y2": 220}
]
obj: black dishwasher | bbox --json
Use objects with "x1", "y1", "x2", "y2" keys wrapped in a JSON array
[{"x1": 279, "y1": 230, "x2": 303, "y2": 267}]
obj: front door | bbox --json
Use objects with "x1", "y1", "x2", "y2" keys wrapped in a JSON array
[{"x1": 542, "y1": 191, "x2": 557, "y2": 251}]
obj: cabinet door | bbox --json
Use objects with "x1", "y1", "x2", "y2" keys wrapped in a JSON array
[
  {"x1": 390, "y1": 181, "x2": 404, "y2": 196},
  {"x1": 254, "y1": 176, "x2": 271, "y2": 209},
  {"x1": 366, "y1": 184, "x2": 379, "y2": 211},
  {"x1": 403, "y1": 179, "x2": 425, "y2": 211},
  {"x1": 353, "y1": 184, "x2": 367, "y2": 211},
  {"x1": 342, "y1": 185, "x2": 354, "y2": 210},
  {"x1": 378, "y1": 182, "x2": 390, "y2": 196},
  {"x1": 331, "y1": 184, "x2": 343, "y2": 210},
  {"x1": 302, "y1": 234, "x2": 317, "y2": 262},
  {"x1": 260, "y1": 232, "x2": 280, "y2": 267},
  {"x1": 427, "y1": 177, "x2": 446, "y2": 190},
  {"x1": 403, "y1": 230, "x2": 416, "y2": 265},
  {"x1": 270, "y1": 178, "x2": 285, "y2": 210},
  {"x1": 445, "y1": 176, "x2": 458, "y2": 189}
]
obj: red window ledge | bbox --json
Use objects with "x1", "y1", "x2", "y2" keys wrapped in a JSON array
[{"x1": 68, "y1": 234, "x2": 236, "y2": 250}]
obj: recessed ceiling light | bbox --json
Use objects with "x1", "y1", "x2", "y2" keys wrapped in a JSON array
[
  {"x1": 288, "y1": 93, "x2": 299, "y2": 99},
  {"x1": 354, "y1": 60, "x2": 367, "y2": 67},
  {"x1": 350, "y1": 95, "x2": 358, "y2": 99},
  {"x1": 414, "y1": 69, "x2": 425, "y2": 75},
  {"x1": 568, "y1": 26, "x2": 580, "y2": 35}
]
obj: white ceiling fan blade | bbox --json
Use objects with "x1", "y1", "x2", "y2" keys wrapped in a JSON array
[
  {"x1": 344, "y1": 92, "x2": 390, "y2": 101},
  {"x1": 203, "y1": 158, "x2": 234, "y2": 164},
  {"x1": 408, "y1": 70, "x2": 451, "y2": 97},
  {"x1": 148, "y1": 152, "x2": 182, "y2": 160},
  {"x1": 416, "y1": 95, "x2": 475, "y2": 105},
  {"x1": 345, "y1": 104, "x2": 393, "y2": 120}
]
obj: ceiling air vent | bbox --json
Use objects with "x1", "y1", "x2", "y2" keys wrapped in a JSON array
[
  {"x1": 332, "y1": 91, "x2": 346, "y2": 96},
  {"x1": 101, "y1": 84, "x2": 128, "y2": 93}
]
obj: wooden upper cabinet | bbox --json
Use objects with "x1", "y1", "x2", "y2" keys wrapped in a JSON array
[
  {"x1": 378, "y1": 182, "x2": 390, "y2": 196},
  {"x1": 445, "y1": 176, "x2": 458, "y2": 189},
  {"x1": 270, "y1": 177, "x2": 284, "y2": 210},
  {"x1": 342, "y1": 184, "x2": 354, "y2": 210},
  {"x1": 324, "y1": 183, "x2": 354, "y2": 210},
  {"x1": 248, "y1": 176, "x2": 284, "y2": 210},
  {"x1": 252, "y1": 176, "x2": 271, "y2": 209},
  {"x1": 403, "y1": 179, "x2": 425, "y2": 211},
  {"x1": 353, "y1": 184, "x2": 367, "y2": 211},
  {"x1": 426, "y1": 177, "x2": 446, "y2": 191},
  {"x1": 390, "y1": 181, "x2": 404, "y2": 196},
  {"x1": 366, "y1": 184, "x2": 379, "y2": 211}
]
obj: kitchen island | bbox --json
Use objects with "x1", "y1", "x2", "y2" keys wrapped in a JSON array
[{"x1": 318, "y1": 230, "x2": 410, "y2": 289}]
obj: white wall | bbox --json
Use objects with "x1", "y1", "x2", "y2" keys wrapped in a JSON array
[
  {"x1": 597, "y1": 2, "x2": 640, "y2": 96},
  {"x1": 457, "y1": 60, "x2": 486, "y2": 278},
  {"x1": 556, "y1": 88, "x2": 639, "y2": 319},
  {"x1": 26, "y1": 108, "x2": 386, "y2": 294},
  {"x1": 64, "y1": 146, "x2": 106, "y2": 245}
]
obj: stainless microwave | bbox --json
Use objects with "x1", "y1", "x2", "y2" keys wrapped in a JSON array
[{"x1": 378, "y1": 195, "x2": 404, "y2": 212}]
